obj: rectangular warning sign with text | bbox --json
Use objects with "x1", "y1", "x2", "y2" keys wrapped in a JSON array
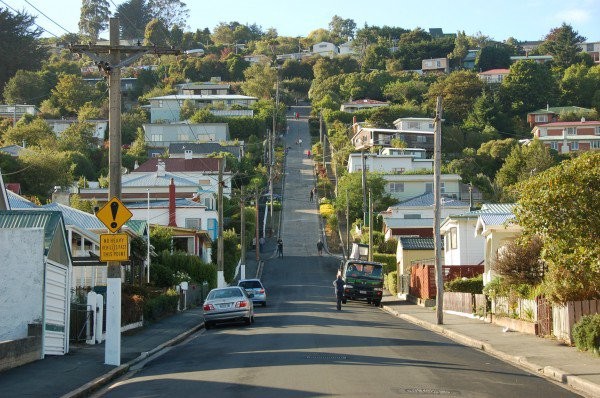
[{"x1": 100, "y1": 233, "x2": 129, "y2": 262}]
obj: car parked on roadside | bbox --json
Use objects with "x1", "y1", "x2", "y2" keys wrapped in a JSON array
[
  {"x1": 203, "y1": 286, "x2": 254, "y2": 329},
  {"x1": 238, "y1": 279, "x2": 267, "y2": 307}
]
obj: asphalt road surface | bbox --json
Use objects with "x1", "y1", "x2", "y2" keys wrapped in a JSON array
[{"x1": 97, "y1": 253, "x2": 580, "y2": 398}]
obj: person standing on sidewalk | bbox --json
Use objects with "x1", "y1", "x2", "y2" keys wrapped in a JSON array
[
  {"x1": 309, "y1": 188, "x2": 314, "y2": 202},
  {"x1": 277, "y1": 238, "x2": 283, "y2": 258},
  {"x1": 317, "y1": 240, "x2": 324, "y2": 256},
  {"x1": 333, "y1": 272, "x2": 344, "y2": 310}
]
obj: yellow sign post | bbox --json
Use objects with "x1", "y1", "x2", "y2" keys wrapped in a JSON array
[
  {"x1": 100, "y1": 233, "x2": 129, "y2": 262},
  {"x1": 96, "y1": 197, "x2": 133, "y2": 233}
]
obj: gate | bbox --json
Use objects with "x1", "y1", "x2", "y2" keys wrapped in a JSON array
[
  {"x1": 537, "y1": 296, "x2": 552, "y2": 336},
  {"x1": 69, "y1": 303, "x2": 93, "y2": 343}
]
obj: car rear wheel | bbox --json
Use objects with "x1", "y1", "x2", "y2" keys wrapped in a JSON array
[
  {"x1": 342, "y1": 299, "x2": 347, "y2": 304},
  {"x1": 373, "y1": 300, "x2": 381, "y2": 307},
  {"x1": 244, "y1": 317, "x2": 252, "y2": 325},
  {"x1": 262, "y1": 301, "x2": 267, "y2": 307},
  {"x1": 205, "y1": 321, "x2": 212, "y2": 329}
]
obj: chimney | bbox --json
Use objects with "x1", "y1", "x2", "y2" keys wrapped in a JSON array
[
  {"x1": 168, "y1": 178, "x2": 176, "y2": 227},
  {"x1": 353, "y1": 115, "x2": 357, "y2": 134},
  {"x1": 184, "y1": 149, "x2": 192, "y2": 160},
  {"x1": 581, "y1": 117, "x2": 586, "y2": 123},
  {"x1": 156, "y1": 159, "x2": 166, "y2": 177}
]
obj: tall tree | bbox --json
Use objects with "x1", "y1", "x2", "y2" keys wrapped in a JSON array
[
  {"x1": 3, "y1": 70, "x2": 49, "y2": 105},
  {"x1": 115, "y1": 0, "x2": 152, "y2": 39},
  {"x1": 0, "y1": 8, "x2": 47, "y2": 93},
  {"x1": 539, "y1": 23, "x2": 585, "y2": 70},
  {"x1": 240, "y1": 63, "x2": 277, "y2": 99},
  {"x1": 149, "y1": 0, "x2": 189, "y2": 30},
  {"x1": 501, "y1": 60, "x2": 557, "y2": 115},
  {"x1": 475, "y1": 45, "x2": 512, "y2": 71},
  {"x1": 427, "y1": 70, "x2": 484, "y2": 123},
  {"x1": 79, "y1": 0, "x2": 111, "y2": 41},
  {"x1": 448, "y1": 30, "x2": 469, "y2": 68},
  {"x1": 328, "y1": 15, "x2": 356, "y2": 43},
  {"x1": 143, "y1": 18, "x2": 169, "y2": 45}
]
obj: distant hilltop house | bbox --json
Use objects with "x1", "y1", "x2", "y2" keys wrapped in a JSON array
[
  {"x1": 579, "y1": 41, "x2": 600, "y2": 63},
  {"x1": 0, "y1": 104, "x2": 38, "y2": 124},
  {"x1": 148, "y1": 94, "x2": 257, "y2": 123},
  {"x1": 531, "y1": 119, "x2": 600, "y2": 154},
  {"x1": 46, "y1": 119, "x2": 108, "y2": 141},
  {"x1": 509, "y1": 54, "x2": 553, "y2": 64},
  {"x1": 422, "y1": 58, "x2": 449, "y2": 74},
  {"x1": 340, "y1": 99, "x2": 389, "y2": 112},
  {"x1": 477, "y1": 69, "x2": 510, "y2": 84},
  {"x1": 312, "y1": 42, "x2": 338, "y2": 57},
  {"x1": 527, "y1": 106, "x2": 596, "y2": 127},
  {"x1": 176, "y1": 82, "x2": 230, "y2": 96},
  {"x1": 351, "y1": 117, "x2": 436, "y2": 153},
  {"x1": 142, "y1": 122, "x2": 230, "y2": 153},
  {"x1": 0, "y1": 144, "x2": 25, "y2": 157}
]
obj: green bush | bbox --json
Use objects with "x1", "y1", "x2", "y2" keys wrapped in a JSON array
[
  {"x1": 572, "y1": 314, "x2": 600, "y2": 355},
  {"x1": 158, "y1": 251, "x2": 217, "y2": 289},
  {"x1": 143, "y1": 289, "x2": 179, "y2": 322},
  {"x1": 373, "y1": 253, "x2": 396, "y2": 274},
  {"x1": 445, "y1": 275, "x2": 483, "y2": 294},
  {"x1": 150, "y1": 263, "x2": 176, "y2": 288},
  {"x1": 385, "y1": 271, "x2": 398, "y2": 295}
]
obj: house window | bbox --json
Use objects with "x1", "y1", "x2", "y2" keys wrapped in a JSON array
[
  {"x1": 450, "y1": 227, "x2": 457, "y2": 249},
  {"x1": 158, "y1": 100, "x2": 163, "y2": 108},
  {"x1": 425, "y1": 182, "x2": 433, "y2": 193},
  {"x1": 177, "y1": 134, "x2": 189, "y2": 141},
  {"x1": 571, "y1": 141, "x2": 579, "y2": 150},
  {"x1": 587, "y1": 43, "x2": 594, "y2": 51},
  {"x1": 440, "y1": 182, "x2": 446, "y2": 193},
  {"x1": 178, "y1": 100, "x2": 184, "y2": 106},
  {"x1": 549, "y1": 141, "x2": 558, "y2": 151},
  {"x1": 407, "y1": 121, "x2": 420, "y2": 129},
  {"x1": 389, "y1": 182, "x2": 404, "y2": 192},
  {"x1": 150, "y1": 134, "x2": 162, "y2": 142},
  {"x1": 535, "y1": 115, "x2": 548, "y2": 123},
  {"x1": 595, "y1": 127, "x2": 600, "y2": 136},
  {"x1": 204, "y1": 197, "x2": 212, "y2": 209},
  {"x1": 416, "y1": 135, "x2": 427, "y2": 143},
  {"x1": 565, "y1": 127, "x2": 576, "y2": 135},
  {"x1": 591, "y1": 141, "x2": 600, "y2": 149},
  {"x1": 185, "y1": 218, "x2": 201, "y2": 230},
  {"x1": 151, "y1": 152, "x2": 161, "y2": 158}
]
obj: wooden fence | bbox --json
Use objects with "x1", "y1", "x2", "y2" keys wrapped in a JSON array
[
  {"x1": 409, "y1": 264, "x2": 484, "y2": 300},
  {"x1": 443, "y1": 292, "x2": 488, "y2": 315},
  {"x1": 552, "y1": 299, "x2": 600, "y2": 343}
]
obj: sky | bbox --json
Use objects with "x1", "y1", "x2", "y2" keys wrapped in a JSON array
[{"x1": 2, "y1": 0, "x2": 599, "y2": 43}]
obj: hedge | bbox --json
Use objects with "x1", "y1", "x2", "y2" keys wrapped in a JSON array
[
  {"x1": 573, "y1": 314, "x2": 600, "y2": 355},
  {"x1": 158, "y1": 251, "x2": 217, "y2": 289},
  {"x1": 445, "y1": 275, "x2": 483, "y2": 294},
  {"x1": 373, "y1": 253, "x2": 396, "y2": 274},
  {"x1": 385, "y1": 271, "x2": 398, "y2": 296},
  {"x1": 143, "y1": 289, "x2": 179, "y2": 322}
]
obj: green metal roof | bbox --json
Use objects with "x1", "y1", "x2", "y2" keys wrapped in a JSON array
[
  {"x1": 0, "y1": 210, "x2": 64, "y2": 255},
  {"x1": 399, "y1": 237, "x2": 440, "y2": 250},
  {"x1": 125, "y1": 219, "x2": 148, "y2": 236},
  {"x1": 528, "y1": 106, "x2": 594, "y2": 115}
]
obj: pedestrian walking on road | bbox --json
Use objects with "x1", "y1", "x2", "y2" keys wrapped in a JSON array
[
  {"x1": 277, "y1": 238, "x2": 283, "y2": 258},
  {"x1": 259, "y1": 236, "x2": 265, "y2": 253},
  {"x1": 309, "y1": 188, "x2": 314, "y2": 202},
  {"x1": 317, "y1": 240, "x2": 324, "y2": 256},
  {"x1": 252, "y1": 237, "x2": 256, "y2": 250},
  {"x1": 333, "y1": 272, "x2": 344, "y2": 310}
]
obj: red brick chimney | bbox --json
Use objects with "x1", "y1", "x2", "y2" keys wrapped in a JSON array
[{"x1": 168, "y1": 178, "x2": 176, "y2": 227}]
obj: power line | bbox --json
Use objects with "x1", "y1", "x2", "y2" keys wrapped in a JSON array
[
  {"x1": 22, "y1": 0, "x2": 72, "y2": 35},
  {"x1": 0, "y1": 0, "x2": 59, "y2": 38}
]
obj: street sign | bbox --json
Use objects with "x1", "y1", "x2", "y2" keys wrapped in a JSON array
[
  {"x1": 96, "y1": 197, "x2": 133, "y2": 233},
  {"x1": 100, "y1": 234, "x2": 129, "y2": 262}
]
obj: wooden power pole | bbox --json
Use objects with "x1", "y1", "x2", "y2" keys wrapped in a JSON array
[
  {"x1": 240, "y1": 186, "x2": 246, "y2": 280},
  {"x1": 70, "y1": 18, "x2": 178, "y2": 366},
  {"x1": 433, "y1": 96, "x2": 444, "y2": 325}
]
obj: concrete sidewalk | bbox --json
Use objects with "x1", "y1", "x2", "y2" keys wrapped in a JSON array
[{"x1": 381, "y1": 295, "x2": 600, "y2": 398}]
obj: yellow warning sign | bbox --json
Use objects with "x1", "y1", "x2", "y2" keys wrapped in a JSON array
[
  {"x1": 96, "y1": 197, "x2": 133, "y2": 233},
  {"x1": 100, "y1": 233, "x2": 129, "y2": 262}
]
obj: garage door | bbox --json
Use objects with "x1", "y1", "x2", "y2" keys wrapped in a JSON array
[{"x1": 44, "y1": 261, "x2": 69, "y2": 355}]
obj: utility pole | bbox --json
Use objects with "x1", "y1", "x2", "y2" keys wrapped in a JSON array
[
  {"x1": 70, "y1": 18, "x2": 178, "y2": 367},
  {"x1": 433, "y1": 96, "x2": 444, "y2": 325},
  {"x1": 346, "y1": 189, "x2": 350, "y2": 257},
  {"x1": 217, "y1": 157, "x2": 225, "y2": 288},
  {"x1": 368, "y1": 189, "x2": 373, "y2": 262},
  {"x1": 319, "y1": 112, "x2": 323, "y2": 148},
  {"x1": 270, "y1": 69, "x2": 279, "y2": 236},
  {"x1": 255, "y1": 191, "x2": 260, "y2": 262},
  {"x1": 240, "y1": 186, "x2": 246, "y2": 280},
  {"x1": 361, "y1": 151, "x2": 367, "y2": 227}
]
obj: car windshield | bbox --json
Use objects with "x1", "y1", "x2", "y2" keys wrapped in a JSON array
[
  {"x1": 207, "y1": 288, "x2": 243, "y2": 300},
  {"x1": 345, "y1": 263, "x2": 383, "y2": 278},
  {"x1": 239, "y1": 280, "x2": 262, "y2": 289}
]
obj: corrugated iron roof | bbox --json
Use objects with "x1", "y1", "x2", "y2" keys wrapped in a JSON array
[
  {"x1": 0, "y1": 210, "x2": 63, "y2": 253},
  {"x1": 394, "y1": 193, "x2": 470, "y2": 208},
  {"x1": 6, "y1": 190, "x2": 39, "y2": 209},
  {"x1": 133, "y1": 158, "x2": 221, "y2": 173},
  {"x1": 479, "y1": 213, "x2": 516, "y2": 227},
  {"x1": 122, "y1": 173, "x2": 199, "y2": 187},
  {"x1": 126, "y1": 198, "x2": 206, "y2": 209},
  {"x1": 125, "y1": 219, "x2": 147, "y2": 236},
  {"x1": 41, "y1": 202, "x2": 105, "y2": 230},
  {"x1": 384, "y1": 218, "x2": 434, "y2": 228}
]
